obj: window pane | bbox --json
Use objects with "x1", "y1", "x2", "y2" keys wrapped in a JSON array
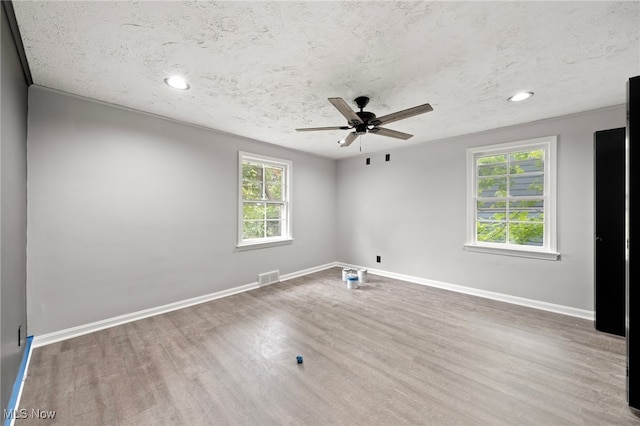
[
  {"x1": 477, "y1": 222, "x2": 506, "y2": 243},
  {"x1": 242, "y1": 182, "x2": 263, "y2": 200},
  {"x1": 508, "y1": 223, "x2": 543, "y2": 246},
  {"x1": 509, "y1": 150, "x2": 544, "y2": 174},
  {"x1": 243, "y1": 221, "x2": 264, "y2": 239},
  {"x1": 265, "y1": 166, "x2": 283, "y2": 182},
  {"x1": 509, "y1": 200, "x2": 544, "y2": 222},
  {"x1": 266, "y1": 221, "x2": 281, "y2": 237},
  {"x1": 477, "y1": 154, "x2": 506, "y2": 166},
  {"x1": 508, "y1": 174, "x2": 543, "y2": 197},
  {"x1": 243, "y1": 202, "x2": 265, "y2": 220},
  {"x1": 266, "y1": 204, "x2": 282, "y2": 219},
  {"x1": 477, "y1": 200, "x2": 506, "y2": 221},
  {"x1": 265, "y1": 183, "x2": 283, "y2": 201},
  {"x1": 477, "y1": 177, "x2": 507, "y2": 198},
  {"x1": 478, "y1": 164, "x2": 507, "y2": 177},
  {"x1": 243, "y1": 162, "x2": 263, "y2": 181}
]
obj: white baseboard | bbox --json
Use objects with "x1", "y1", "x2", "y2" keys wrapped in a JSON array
[
  {"x1": 337, "y1": 262, "x2": 594, "y2": 321},
  {"x1": 32, "y1": 262, "x2": 338, "y2": 348}
]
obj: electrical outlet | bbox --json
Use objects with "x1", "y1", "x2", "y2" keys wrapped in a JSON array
[
  {"x1": 376, "y1": 255, "x2": 381, "y2": 263},
  {"x1": 366, "y1": 157, "x2": 371, "y2": 165},
  {"x1": 385, "y1": 154, "x2": 391, "y2": 162}
]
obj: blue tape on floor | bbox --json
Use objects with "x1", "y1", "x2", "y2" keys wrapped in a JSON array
[{"x1": 4, "y1": 335, "x2": 33, "y2": 426}]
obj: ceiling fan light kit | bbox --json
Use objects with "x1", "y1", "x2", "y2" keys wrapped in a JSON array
[{"x1": 296, "y1": 96, "x2": 433, "y2": 148}]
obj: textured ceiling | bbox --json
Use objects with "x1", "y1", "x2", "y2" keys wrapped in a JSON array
[{"x1": 12, "y1": 1, "x2": 640, "y2": 159}]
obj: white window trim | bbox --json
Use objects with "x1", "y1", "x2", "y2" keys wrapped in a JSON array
[
  {"x1": 237, "y1": 151, "x2": 293, "y2": 251},
  {"x1": 464, "y1": 136, "x2": 560, "y2": 261}
]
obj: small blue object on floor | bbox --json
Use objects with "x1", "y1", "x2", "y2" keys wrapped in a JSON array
[{"x1": 296, "y1": 355, "x2": 303, "y2": 364}]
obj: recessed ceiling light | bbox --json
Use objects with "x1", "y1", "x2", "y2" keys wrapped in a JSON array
[
  {"x1": 164, "y1": 75, "x2": 190, "y2": 90},
  {"x1": 508, "y1": 92, "x2": 533, "y2": 102}
]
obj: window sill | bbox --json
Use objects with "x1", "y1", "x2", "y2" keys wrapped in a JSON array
[
  {"x1": 463, "y1": 244, "x2": 560, "y2": 261},
  {"x1": 236, "y1": 238, "x2": 294, "y2": 252}
]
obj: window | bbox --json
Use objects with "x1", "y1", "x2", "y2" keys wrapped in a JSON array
[
  {"x1": 465, "y1": 136, "x2": 558, "y2": 260},
  {"x1": 238, "y1": 152, "x2": 292, "y2": 250}
]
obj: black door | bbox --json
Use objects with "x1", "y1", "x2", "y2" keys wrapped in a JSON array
[
  {"x1": 594, "y1": 127, "x2": 626, "y2": 336},
  {"x1": 628, "y1": 75, "x2": 640, "y2": 410}
]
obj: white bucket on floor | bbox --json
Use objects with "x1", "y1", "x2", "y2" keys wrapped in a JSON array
[
  {"x1": 346, "y1": 275, "x2": 359, "y2": 289},
  {"x1": 342, "y1": 268, "x2": 352, "y2": 281},
  {"x1": 357, "y1": 269, "x2": 368, "y2": 283}
]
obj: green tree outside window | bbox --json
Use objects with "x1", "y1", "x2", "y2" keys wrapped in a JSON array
[{"x1": 476, "y1": 149, "x2": 544, "y2": 246}]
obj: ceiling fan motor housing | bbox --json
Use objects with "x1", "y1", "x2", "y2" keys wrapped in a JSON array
[
  {"x1": 354, "y1": 97, "x2": 382, "y2": 128},
  {"x1": 356, "y1": 111, "x2": 376, "y2": 123}
]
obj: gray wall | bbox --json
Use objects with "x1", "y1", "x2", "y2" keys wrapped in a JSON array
[
  {"x1": 337, "y1": 106, "x2": 625, "y2": 311},
  {"x1": 1, "y1": 5, "x2": 28, "y2": 412},
  {"x1": 26, "y1": 86, "x2": 337, "y2": 336}
]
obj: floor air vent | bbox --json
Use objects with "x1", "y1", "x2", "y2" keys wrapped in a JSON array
[{"x1": 258, "y1": 270, "x2": 280, "y2": 287}]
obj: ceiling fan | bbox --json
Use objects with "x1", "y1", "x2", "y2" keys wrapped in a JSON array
[{"x1": 295, "y1": 96, "x2": 433, "y2": 147}]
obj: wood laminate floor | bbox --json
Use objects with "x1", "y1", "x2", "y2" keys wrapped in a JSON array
[{"x1": 16, "y1": 268, "x2": 640, "y2": 425}]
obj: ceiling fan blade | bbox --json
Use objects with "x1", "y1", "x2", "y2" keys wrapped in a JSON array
[
  {"x1": 374, "y1": 103, "x2": 433, "y2": 126},
  {"x1": 295, "y1": 126, "x2": 351, "y2": 132},
  {"x1": 328, "y1": 98, "x2": 363, "y2": 126},
  {"x1": 369, "y1": 127, "x2": 413, "y2": 140},
  {"x1": 339, "y1": 132, "x2": 358, "y2": 148}
]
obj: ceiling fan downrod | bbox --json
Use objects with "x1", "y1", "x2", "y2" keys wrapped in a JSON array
[{"x1": 354, "y1": 96, "x2": 370, "y2": 111}]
